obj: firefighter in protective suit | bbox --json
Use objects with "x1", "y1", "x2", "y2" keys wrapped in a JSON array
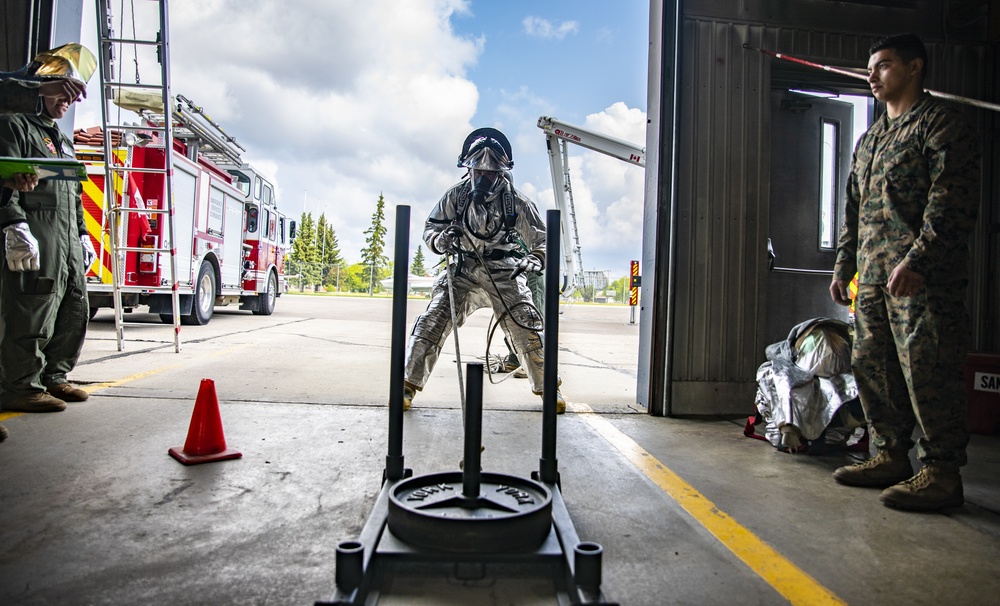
[
  {"x1": 402, "y1": 128, "x2": 565, "y2": 414},
  {"x1": 0, "y1": 44, "x2": 98, "y2": 415}
]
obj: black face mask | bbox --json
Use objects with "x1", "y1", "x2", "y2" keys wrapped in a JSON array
[{"x1": 471, "y1": 173, "x2": 496, "y2": 206}]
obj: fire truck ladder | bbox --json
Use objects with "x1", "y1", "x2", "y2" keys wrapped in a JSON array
[{"x1": 95, "y1": 0, "x2": 181, "y2": 352}]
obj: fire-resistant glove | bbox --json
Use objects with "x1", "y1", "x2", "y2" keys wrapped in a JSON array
[
  {"x1": 433, "y1": 228, "x2": 461, "y2": 255},
  {"x1": 81, "y1": 234, "x2": 97, "y2": 270},
  {"x1": 509, "y1": 252, "x2": 542, "y2": 279},
  {"x1": 3, "y1": 222, "x2": 40, "y2": 272}
]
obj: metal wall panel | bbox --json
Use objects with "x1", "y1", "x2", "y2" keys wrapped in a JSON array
[{"x1": 664, "y1": 9, "x2": 997, "y2": 414}]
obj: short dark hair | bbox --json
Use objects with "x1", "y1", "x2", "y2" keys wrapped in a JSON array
[{"x1": 870, "y1": 33, "x2": 929, "y2": 84}]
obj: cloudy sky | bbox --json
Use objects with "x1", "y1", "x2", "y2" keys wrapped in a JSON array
[{"x1": 73, "y1": 0, "x2": 650, "y2": 277}]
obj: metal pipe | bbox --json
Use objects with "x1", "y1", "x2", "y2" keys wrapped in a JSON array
[
  {"x1": 744, "y1": 43, "x2": 1000, "y2": 114},
  {"x1": 334, "y1": 540, "x2": 364, "y2": 591},
  {"x1": 462, "y1": 363, "x2": 484, "y2": 500},
  {"x1": 539, "y1": 209, "x2": 560, "y2": 484},
  {"x1": 386, "y1": 205, "x2": 410, "y2": 481}
]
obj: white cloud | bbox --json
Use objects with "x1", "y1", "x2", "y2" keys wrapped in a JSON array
[
  {"x1": 75, "y1": 0, "x2": 483, "y2": 263},
  {"x1": 522, "y1": 16, "x2": 579, "y2": 40}
]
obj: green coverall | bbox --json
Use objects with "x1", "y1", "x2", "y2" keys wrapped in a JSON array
[{"x1": 0, "y1": 111, "x2": 89, "y2": 402}]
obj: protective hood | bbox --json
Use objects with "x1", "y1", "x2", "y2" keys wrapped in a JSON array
[{"x1": 32, "y1": 43, "x2": 97, "y2": 85}]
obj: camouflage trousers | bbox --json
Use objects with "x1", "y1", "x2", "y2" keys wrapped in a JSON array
[{"x1": 853, "y1": 283, "x2": 970, "y2": 466}]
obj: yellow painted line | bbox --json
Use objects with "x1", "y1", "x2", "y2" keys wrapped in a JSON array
[{"x1": 571, "y1": 403, "x2": 846, "y2": 606}]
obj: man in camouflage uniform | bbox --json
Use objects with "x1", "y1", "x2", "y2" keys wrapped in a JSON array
[
  {"x1": 830, "y1": 34, "x2": 980, "y2": 511},
  {"x1": 0, "y1": 44, "x2": 97, "y2": 422}
]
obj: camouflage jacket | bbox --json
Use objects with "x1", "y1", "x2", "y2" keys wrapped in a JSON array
[{"x1": 833, "y1": 93, "x2": 980, "y2": 285}]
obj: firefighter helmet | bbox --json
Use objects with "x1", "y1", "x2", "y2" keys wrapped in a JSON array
[{"x1": 458, "y1": 127, "x2": 513, "y2": 171}]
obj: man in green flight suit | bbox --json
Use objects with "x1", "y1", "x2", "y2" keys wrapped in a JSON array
[
  {"x1": 0, "y1": 44, "x2": 98, "y2": 420},
  {"x1": 829, "y1": 34, "x2": 980, "y2": 511}
]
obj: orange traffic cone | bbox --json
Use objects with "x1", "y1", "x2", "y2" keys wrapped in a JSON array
[{"x1": 168, "y1": 379, "x2": 242, "y2": 465}]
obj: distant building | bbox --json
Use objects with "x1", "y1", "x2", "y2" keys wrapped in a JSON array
[{"x1": 581, "y1": 270, "x2": 612, "y2": 291}]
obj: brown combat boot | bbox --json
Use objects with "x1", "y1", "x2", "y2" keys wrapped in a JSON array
[
  {"x1": 832, "y1": 449, "x2": 913, "y2": 488},
  {"x1": 880, "y1": 464, "x2": 964, "y2": 511},
  {"x1": 47, "y1": 383, "x2": 89, "y2": 402},
  {"x1": 2, "y1": 392, "x2": 67, "y2": 413}
]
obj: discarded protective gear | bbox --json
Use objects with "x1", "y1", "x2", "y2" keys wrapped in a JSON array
[
  {"x1": 0, "y1": 108, "x2": 89, "y2": 408},
  {"x1": 4, "y1": 223, "x2": 40, "y2": 271},
  {"x1": 833, "y1": 448, "x2": 913, "y2": 488},
  {"x1": 47, "y1": 382, "x2": 88, "y2": 402},
  {"x1": 879, "y1": 464, "x2": 964, "y2": 511},
  {"x1": 1, "y1": 391, "x2": 67, "y2": 412},
  {"x1": 753, "y1": 318, "x2": 863, "y2": 451},
  {"x1": 80, "y1": 234, "x2": 96, "y2": 269}
]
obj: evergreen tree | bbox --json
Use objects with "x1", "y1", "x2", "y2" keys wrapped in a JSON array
[
  {"x1": 360, "y1": 193, "x2": 390, "y2": 295},
  {"x1": 411, "y1": 245, "x2": 427, "y2": 276},
  {"x1": 289, "y1": 212, "x2": 320, "y2": 289},
  {"x1": 316, "y1": 213, "x2": 344, "y2": 290}
]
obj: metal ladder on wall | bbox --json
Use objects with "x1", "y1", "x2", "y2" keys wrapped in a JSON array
[{"x1": 94, "y1": 0, "x2": 181, "y2": 352}]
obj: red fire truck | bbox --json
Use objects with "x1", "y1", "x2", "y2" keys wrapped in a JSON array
[{"x1": 77, "y1": 98, "x2": 294, "y2": 325}]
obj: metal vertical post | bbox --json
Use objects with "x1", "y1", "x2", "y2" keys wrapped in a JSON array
[
  {"x1": 462, "y1": 363, "x2": 484, "y2": 499},
  {"x1": 539, "y1": 209, "x2": 560, "y2": 484},
  {"x1": 386, "y1": 205, "x2": 410, "y2": 481}
]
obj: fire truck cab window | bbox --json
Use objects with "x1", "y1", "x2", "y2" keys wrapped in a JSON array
[
  {"x1": 263, "y1": 209, "x2": 273, "y2": 240},
  {"x1": 246, "y1": 207, "x2": 258, "y2": 234},
  {"x1": 262, "y1": 183, "x2": 273, "y2": 207},
  {"x1": 254, "y1": 176, "x2": 262, "y2": 201},
  {"x1": 229, "y1": 171, "x2": 251, "y2": 197}
]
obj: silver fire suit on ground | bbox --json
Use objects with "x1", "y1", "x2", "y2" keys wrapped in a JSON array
[{"x1": 404, "y1": 175, "x2": 548, "y2": 394}]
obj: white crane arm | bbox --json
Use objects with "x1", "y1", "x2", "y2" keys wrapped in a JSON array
[
  {"x1": 536, "y1": 116, "x2": 645, "y2": 293},
  {"x1": 537, "y1": 116, "x2": 645, "y2": 167}
]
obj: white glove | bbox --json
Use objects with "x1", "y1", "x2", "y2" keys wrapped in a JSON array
[
  {"x1": 81, "y1": 235, "x2": 97, "y2": 269},
  {"x1": 4, "y1": 223, "x2": 40, "y2": 272},
  {"x1": 510, "y1": 253, "x2": 542, "y2": 279}
]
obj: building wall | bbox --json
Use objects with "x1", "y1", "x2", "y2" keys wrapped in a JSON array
[{"x1": 659, "y1": 0, "x2": 997, "y2": 414}]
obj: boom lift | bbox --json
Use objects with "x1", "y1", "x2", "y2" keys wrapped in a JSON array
[{"x1": 536, "y1": 116, "x2": 645, "y2": 292}]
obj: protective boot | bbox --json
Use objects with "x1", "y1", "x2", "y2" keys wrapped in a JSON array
[
  {"x1": 2, "y1": 392, "x2": 67, "y2": 413},
  {"x1": 832, "y1": 448, "x2": 913, "y2": 488},
  {"x1": 402, "y1": 383, "x2": 417, "y2": 411},
  {"x1": 879, "y1": 464, "x2": 964, "y2": 511},
  {"x1": 0, "y1": 424, "x2": 7, "y2": 442}
]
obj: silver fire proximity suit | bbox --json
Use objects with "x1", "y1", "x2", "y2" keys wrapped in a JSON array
[{"x1": 403, "y1": 174, "x2": 548, "y2": 394}]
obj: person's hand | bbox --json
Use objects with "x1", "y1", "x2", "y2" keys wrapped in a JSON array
[
  {"x1": 3, "y1": 173, "x2": 40, "y2": 192},
  {"x1": 4, "y1": 223, "x2": 40, "y2": 272},
  {"x1": 38, "y1": 78, "x2": 86, "y2": 103},
  {"x1": 830, "y1": 279, "x2": 851, "y2": 306},
  {"x1": 509, "y1": 253, "x2": 542, "y2": 279},
  {"x1": 80, "y1": 235, "x2": 97, "y2": 270},
  {"x1": 887, "y1": 264, "x2": 925, "y2": 298},
  {"x1": 434, "y1": 228, "x2": 461, "y2": 254}
]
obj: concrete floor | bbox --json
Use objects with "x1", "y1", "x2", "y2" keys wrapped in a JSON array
[{"x1": 1, "y1": 295, "x2": 998, "y2": 605}]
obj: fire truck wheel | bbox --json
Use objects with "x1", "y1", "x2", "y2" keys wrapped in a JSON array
[
  {"x1": 182, "y1": 263, "x2": 216, "y2": 326},
  {"x1": 253, "y1": 271, "x2": 277, "y2": 316}
]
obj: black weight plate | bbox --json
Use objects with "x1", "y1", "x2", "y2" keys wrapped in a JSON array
[{"x1": 387, "y1": 472, "x2": 552, "y2": 553}]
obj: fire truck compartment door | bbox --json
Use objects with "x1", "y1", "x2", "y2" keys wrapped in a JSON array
[{"x1": 221, "y1": 195, "x2": 243, "y2": 288}]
